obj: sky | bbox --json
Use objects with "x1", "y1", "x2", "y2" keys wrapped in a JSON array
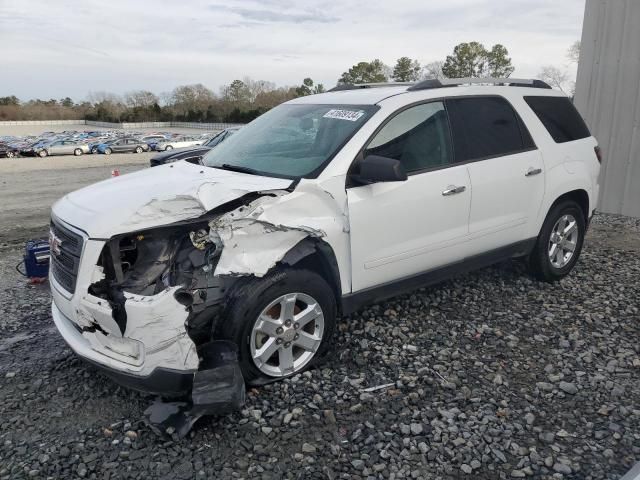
[{"x1": 0, "y1": 0, "x2": 585, "y2": 101}]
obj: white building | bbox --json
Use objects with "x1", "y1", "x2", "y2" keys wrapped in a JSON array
[{"x1": 574, "y1": 0, "x2": 640, "y2": 218}]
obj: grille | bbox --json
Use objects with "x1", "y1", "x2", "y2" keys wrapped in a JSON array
[{"x1": 50, "y1": 219, "x2": 84, "y2": 293}]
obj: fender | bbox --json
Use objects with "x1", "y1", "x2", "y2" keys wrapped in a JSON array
[{"x1": 532, "y1": 163, "x2": 593, "y2": 237}]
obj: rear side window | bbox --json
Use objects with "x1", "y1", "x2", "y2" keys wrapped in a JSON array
[
  {"x1": 524, "y1": 96, "x2": 591, "y2": 143},
  {"x1": 446, "y1": 96, "x2": 533, "y2": 162}
]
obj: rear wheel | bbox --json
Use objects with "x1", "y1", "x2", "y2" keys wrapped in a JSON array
[
  {"x1": 91, "y1": 147, "x2": 98, "y2": 154},
  {"x1": 103, "y1": 148, "x2": 112, "y2": 155},
  {"x1": 135, "y1": 146, "x2": 143, "y2": 153},
  {"x1": 6, "y1": 151, "x2": 15, "y2": 158},
  {"x1": 529, "y1": 200, "x2": 586, "y2": 282},
  {"x1": 218, "y1": 269, "x2": 336, "y2": 385},
  {"x1": 165, "y1": 145, "x2": 174, "y2": 151},
  {"x1": 38, "y1": 150, "x2": 47, "y2": 158},
  {"x1": 74, "y1": 148, "x2": 82, "y2": 156}
]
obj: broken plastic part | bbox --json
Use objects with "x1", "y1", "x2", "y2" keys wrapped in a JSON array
[
  {"x1": 143, "y1": 340, "x2": 245, "y2": 437},
  {"x1": 143, "y1": 400, "x2": 202, "y2": 438}
]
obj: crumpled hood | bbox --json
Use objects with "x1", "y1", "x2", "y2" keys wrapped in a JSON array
[{"x1": 51, "y1": 161, "x2": 292, "y2": 238}]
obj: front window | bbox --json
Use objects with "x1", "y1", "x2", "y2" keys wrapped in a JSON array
[
  {"x1": 365, "y1": 102, "x2": 452, "y2": 173},
  {"x1": 202, "y1": 103, "x2": 378, "y2": 178}
]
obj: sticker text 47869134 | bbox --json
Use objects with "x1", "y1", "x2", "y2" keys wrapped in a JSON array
[{"x1": 322, "y1": 109, "x2": 365, "y2": 122}]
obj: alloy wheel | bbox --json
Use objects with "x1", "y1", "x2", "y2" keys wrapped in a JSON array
[
  {"x1": 250, "y1": 292, "x2": 324, "y2": 377},
  {"x1": 548, "y1": 214, "x2": 579, "y2": 268}
]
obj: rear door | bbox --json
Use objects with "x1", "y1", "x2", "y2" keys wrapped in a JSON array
[
  {"x1": 446, "y1": 96, "x2": 545, "y2": 253},
  {"x1": 126, "y1": 139, "x2": 137, "y2": 152},
  {"x1": 62, "y1": 141, "x2": 76, "y2": 154},
  {"x1": 48, "y1": 141, "x2": 65, "y2": 155}
]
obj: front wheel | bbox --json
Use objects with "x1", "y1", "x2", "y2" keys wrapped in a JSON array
[
  {"x1": 74, "y1": 148, "x2": 82, "y2": 156},
  {"x1": 103, "y1": 148, "x2": 112, "y2": 155},
  {"x1": 135, "y1": 146, "x2": 143, "y2": 153},
  {"x1": 38, "y1": 150, "x2": 48, "y2": 158},
  {"x1": 6, "y1": 151, "x2": 16, "y2": 158},
  {"x1": 218, "y1": 269, "x2": 336, "y2": 385},
  {"x1": 165, "y1": 145, "x2": 173, "y2": 151},
  {"x1": 529, "y1": 200, "x2": 586, "y2": 282}
]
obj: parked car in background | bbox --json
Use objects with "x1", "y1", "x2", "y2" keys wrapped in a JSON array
[
  {"x1": 151, "y1": 135, "x2": 203, "y2": 151},
  {"x1": 96, "y1": 138, "x2": 151, "y2": 155},
  {"x1": 89, "y1": 138, "x2": 111, "y2": 154},
  {"x1": 0, "y1": 142, "x2": 18, "y2": 158},
  {"x1": 149, "y1": 127, "x2": 241, "y2": 166},
  {"x1": 30, "y1": 139, "x2": 90, "y2": 157},
  {"x1": 139, "y1": 134, "x2": 168, "y2": 144}
]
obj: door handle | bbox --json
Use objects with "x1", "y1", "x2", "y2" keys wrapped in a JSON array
[
  {"x1": 442, "y1": 185, "x2": 466, "y2": 196},
  {"x1": 525, "y1": 167, "x2": 542, "y2": 177}
]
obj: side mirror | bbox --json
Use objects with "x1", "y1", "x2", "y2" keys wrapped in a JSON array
[{"x1": 352, "y1": 155, "x2": 407, "y2": 185}]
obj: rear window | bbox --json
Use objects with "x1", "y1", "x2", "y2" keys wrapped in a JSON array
[
  {"x1": 446, "y1": 96, "x2": 534, "y2": 162},
  {"x1": 524, "y1": 96, "x2": 591, "y2": 143}
]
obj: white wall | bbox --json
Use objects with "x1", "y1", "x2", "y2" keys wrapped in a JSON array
[{"x1": 574, "y1": 0, "x2": 640, "y2": 218}]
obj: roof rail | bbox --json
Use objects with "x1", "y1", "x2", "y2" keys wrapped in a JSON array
[
  {"x1": 407, "y1": 77, "x2": 552, "y2": 91},
  {"x1": 328, "y1": 82, "x2": 414, "y2": 92}
]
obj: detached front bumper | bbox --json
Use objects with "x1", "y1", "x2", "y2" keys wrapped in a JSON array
[
  {"x1": 49, "y1": 232, "x2": 200, "y2": 396},
  {"x1": 52, "y1": 301, "x2": 195, "y2": 396}
]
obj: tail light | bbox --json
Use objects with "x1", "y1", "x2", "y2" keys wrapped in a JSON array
[{"x1": 594, "y1": 146, "x2": 603, "y2": 164}]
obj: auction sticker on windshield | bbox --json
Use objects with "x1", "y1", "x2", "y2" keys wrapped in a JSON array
[{"x1": 323, "y1": 109, "x2": 365, "y2": 121}]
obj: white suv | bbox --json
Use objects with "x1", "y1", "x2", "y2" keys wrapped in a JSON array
[{"x1": 50, "y1": 78, "x2": 600, "y2": 407}]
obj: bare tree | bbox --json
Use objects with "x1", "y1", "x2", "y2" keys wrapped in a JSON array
[
  {"x1": 171, "y1": 84, "x2": 215, "y2": 117},
  {"x1": 422, "y1": 61, "x2": 445, "y2": 80},
  {"x1": 124, "y1": 90, "x2": 159, "y2": 109},
  {"x1": 538, "y1": 66, "x2": 571, "y2": 94},
  {"x1": 567, "y1": 41, "x2": 581, "y2": 64},
  {"x1": 242, "y1": 78, "x2": 276, "y2": 102}
]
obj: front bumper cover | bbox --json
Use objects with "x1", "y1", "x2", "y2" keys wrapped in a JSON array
[{"x1": 79, "y1": 356, "x2": 194, "y2": 396}]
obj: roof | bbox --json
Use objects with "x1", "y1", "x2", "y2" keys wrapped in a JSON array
[
  {"x1": 287, "y1": 80, "x2": 566, "y2": 106},
  {"x1": 287, "y1": 86, "x2": 409, "y2": 106}
]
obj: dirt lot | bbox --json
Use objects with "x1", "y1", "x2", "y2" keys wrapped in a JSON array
[
  {"x1": 0, "y1": 156, "x2": 638, "y2": 479},
  {"x1": 0, "y1": 122, "x2": 214, "y2": 247},
  {"x1": 0, "y1": 154, "x2": 149, "y2": 247}
]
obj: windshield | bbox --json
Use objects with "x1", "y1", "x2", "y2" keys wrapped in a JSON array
[
  {"x1": 203, "y1": 130, "x2": 225, "y2": 147},
  {"x1": 201, "y1": 103, "x2": 378, "y2": 178}
]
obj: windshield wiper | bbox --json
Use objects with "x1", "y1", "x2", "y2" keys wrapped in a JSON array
[{"x1": 216, "y1": 163, "x2": 261, "y2": 176}]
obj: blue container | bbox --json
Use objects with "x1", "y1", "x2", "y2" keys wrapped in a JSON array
[{"x1": 24, "y1": 239, "x2": 50, "y2": 278}]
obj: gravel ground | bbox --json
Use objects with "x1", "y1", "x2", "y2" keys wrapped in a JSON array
[{"x1": 0, "y1": 214, "x2": 638, "y2": 479}]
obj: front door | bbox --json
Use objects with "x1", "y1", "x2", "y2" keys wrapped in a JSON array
[{"x1": 347, "y1": 101, "x2": 472, "y2": 292}]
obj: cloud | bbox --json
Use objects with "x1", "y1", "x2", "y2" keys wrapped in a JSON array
[
  {"x1": 0, "y1": 0, "x2": 585, "y2": 100},
  {"x1": 213, "y1": 5, "x2": 339, "y2": 24}
]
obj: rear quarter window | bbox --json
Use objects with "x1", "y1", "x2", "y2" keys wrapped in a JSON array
[{"x1": 524, "y1": 96, "x2": 591, "y2": 143}]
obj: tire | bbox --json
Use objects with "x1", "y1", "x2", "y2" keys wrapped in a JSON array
[
  {"x1": 218, "y1": 269, "x2": 336, "y2": 385},
  {"x1": 6, "y1": 151, "x2": 15, "y2": 158},
  {"x1": 74, "y1": 148, "x2": 82, "y2": 156},
  {"x1": 38, "y1": 150, "x2": 47, "y2": 158},
  {"x1": 165, "y1": 145, "x2": 173, "y2": 151},
  {"x1": 135, "y1": 146, "x2": 143, "y2": 153},
  {"x1": 529, "y1": 200, "x2": 586, "y2": 282},
  {"x1": 91, "y1": 147, "x2": 98, "y2": 154},
  {"x1": 103, "y1": 148, "x2": 112, "y2": 155}
]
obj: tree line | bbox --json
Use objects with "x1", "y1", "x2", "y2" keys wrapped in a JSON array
[
  {"x1": 0, "y1": 78, "x2": 322, "y2": 123},
  {"x1": 0, "y1": 41, "x2": 578, "y2": 123}
]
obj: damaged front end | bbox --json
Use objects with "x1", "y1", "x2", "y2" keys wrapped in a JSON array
[
  {"x1": 51, "y1": 177, "x2": 347, "y2": 436},
  {"x1": 83, "y1": 216, "x2": 246, "y2": 427}
]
